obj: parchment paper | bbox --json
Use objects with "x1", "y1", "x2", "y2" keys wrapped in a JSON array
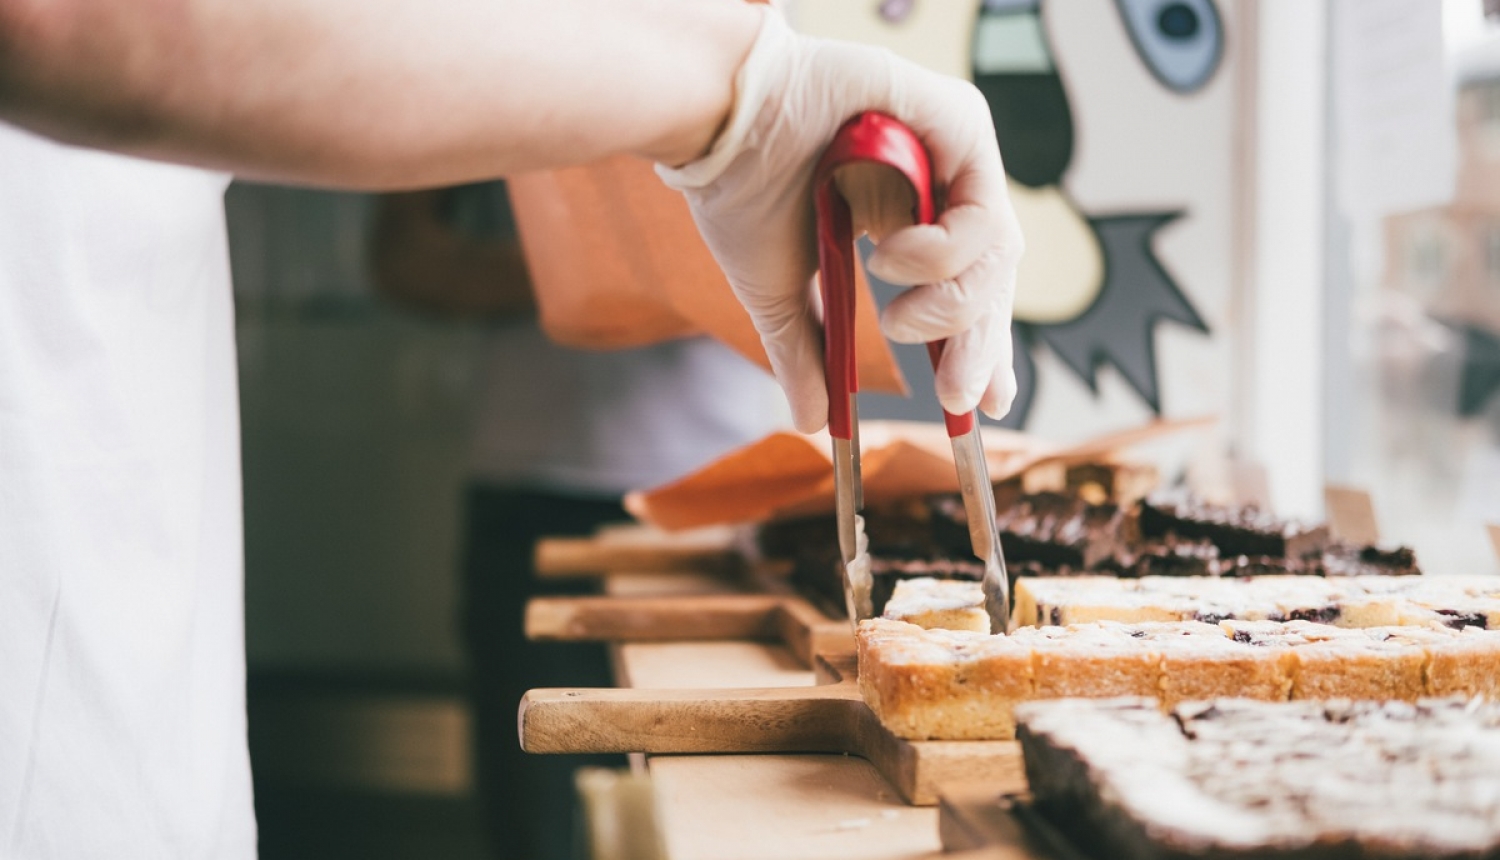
[{"x1": 625, "y1": 416, "x2": 1215, "y2": 530}]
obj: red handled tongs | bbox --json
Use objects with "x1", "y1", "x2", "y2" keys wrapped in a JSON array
[{"x1": 814, "y1": 111, "x2": 1011, "y2": 635}]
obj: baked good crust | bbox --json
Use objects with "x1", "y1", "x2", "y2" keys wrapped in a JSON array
[{"x1": 857, "y1": 616, "x2": 1500, "y2": 740}]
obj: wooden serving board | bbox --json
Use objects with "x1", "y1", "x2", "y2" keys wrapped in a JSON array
[
  {"x1": 534, "y1": 523, "x2": 745, "y2": 579},
  {"x1": 526, "y1": 593, "x2": 851, "y2": 669},
  {"x1": 519, "y1": 654, "x2": 1026, "y2": 806}
]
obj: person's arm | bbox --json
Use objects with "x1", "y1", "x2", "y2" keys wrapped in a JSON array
[
  {"x1": 370, "y1": 189, "x2": 535, "y2": 317},
  {"x1": 1, "y1": 0, "x2": 1024, "y2": 427},
  {"x1": 0, "y1": 0, "x2": 759, "y2": 188}
]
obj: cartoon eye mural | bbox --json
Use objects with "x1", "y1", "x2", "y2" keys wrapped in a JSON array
[
  {"x1": 969, "y1": 0, "x2": 1216, "y2": 427},
  {"x1": 1112, "y1": 0, "x2": 1224, "y2": 94}
]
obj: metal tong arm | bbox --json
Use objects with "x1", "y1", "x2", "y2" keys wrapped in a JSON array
[{"x1": 816, "y1": 112, "x2": 942, "y2": 623}]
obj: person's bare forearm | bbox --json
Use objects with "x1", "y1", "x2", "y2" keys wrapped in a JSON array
[{"x1": 0, "y1": 0, "x2": 760, "y2": 188}]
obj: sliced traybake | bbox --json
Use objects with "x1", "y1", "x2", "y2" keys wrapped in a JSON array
[
  {"x1": 880, "y1": 572, "x2": 1500, "y2": 633},
  {"x1": 1012, "y1": 574, "x2": 1500, "y2": 631},
  {"x1": 857, "y1": 617, "x2": 1500, "y2": 740},
  {"x1": 1016, "y1": 697, "x2": 1500, "y2": 860},
  {"x1": 880, "y1": 577, "x2": 993, "y2": 633}
]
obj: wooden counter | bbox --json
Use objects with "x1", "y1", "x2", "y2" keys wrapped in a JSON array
[
  {"x1": 602, "y1": 572, "x2": 948, "y2": 860},
  {"x1": 617, "y1": 640, "x2": 945, "y2": 860}
]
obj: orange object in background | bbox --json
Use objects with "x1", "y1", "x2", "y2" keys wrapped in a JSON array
[
  {"x1": 507, "y1": 154, "x2": 907, "y2": 394},
  {"x1": 625, "y1": 417, "x2": 1216, "y2": 531}
]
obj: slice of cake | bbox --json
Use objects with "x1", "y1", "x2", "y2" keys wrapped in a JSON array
[
  {"x1": 856, "y1": 618, "x2": 1032, "y2": 740},
  {"x1": 1013, "y1": 575, "x2": 1360, "y2": 628},
  {"x1": 881, "y1": 577, "x2": 991, "y2": 633},
  {"x1": 1134, "y1": 575, "x2": 1364, "y2": 625},
  {"x1": 903, "y1": 573, "x2": 1500, "y2": 635},
  {"x1": 1009, "y1": 622, "x2": 1172, "y2": 701},
  {"x1": 868, "y1": 556, "x2": 985, "y2": 621},
  {"x1": 1011, "y1": 574, "x2": 1500, "y2": 632},
  {"x1": 1425, "y1": 626, "x2": 1500, "y2": 698},
  {"x1": 1388, "y1": 576, "x2": 1500, "y2": 630},
  {"x1": 1012, "y1": 576, "x2": 1195, "y2": 627},
  {"x1": 1221, "y1": 620, "x2": 1427, "y2": 702},
  {"x1": 857, "y1": 617, "x2": 1500, "y2": 740},
  {"x1": 1146, "y1": 624, "x2": 1292, "y2": 708},
  {"x1": 1016, "y1": 698, "x2": 1500, "y2": 860}
]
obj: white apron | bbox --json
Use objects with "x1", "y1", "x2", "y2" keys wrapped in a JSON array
[{"x1": 0, "y1": 124, "x2": 256, "y2": 859}]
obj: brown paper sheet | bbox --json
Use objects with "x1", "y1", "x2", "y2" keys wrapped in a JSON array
[
  {"x1": 508, "y1": 155, "x2": 906, "y2": 394},
  {"x1": 625, "y1": 416, "x2": 1216, "y2": 530}
]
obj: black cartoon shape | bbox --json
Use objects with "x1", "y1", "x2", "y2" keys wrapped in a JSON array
[
  {"x1": 970, "y1": 0, "x2": 1220, "y2": 428},
  {"x1": 1030, "y1": 213, "x2": 1208, "y2": 412}
]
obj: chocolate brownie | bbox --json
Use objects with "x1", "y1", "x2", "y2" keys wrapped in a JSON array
[
  {"x1": 1017, "y1": 697, "x2": 1500, "y2": 860},
  {"x1": 932, "y1": 491, "x2": 1125, "y2": 572},
  {"x1": 869, "y1": 555, "x2": 985, "y2": 617},
  {"x1": 1138, "y1": 492, "x2": 1330, "y2": 560},
  {"x1": 1119, "y1": 538, "x2": 1220, "y2": 578},
  {"x1": 1320, "y1": 540, "x2": 1421, "y2": 577}
]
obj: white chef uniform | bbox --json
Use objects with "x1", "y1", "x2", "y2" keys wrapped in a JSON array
[
  {"x1": 0, "y1": 123, "x2": 257, "y2": 859},
  {"x1": 466, "y1": 319, "x2": 788, "y2": 495}
]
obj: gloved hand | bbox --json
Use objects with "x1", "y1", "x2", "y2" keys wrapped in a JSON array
[{"x1": 657, "y1": 7, "x2": 1022, "y2": 434}]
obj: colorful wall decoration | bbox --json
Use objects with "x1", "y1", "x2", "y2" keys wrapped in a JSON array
[{"x1": 792, "y1": 0, "x2": 1238, "y2": 442}]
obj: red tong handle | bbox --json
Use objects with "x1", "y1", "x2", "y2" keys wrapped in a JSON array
[{"x1": 813, "y1": 112, "x2": 975, "y2": 441}]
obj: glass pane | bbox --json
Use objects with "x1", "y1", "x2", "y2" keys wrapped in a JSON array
[{"x1": 1328, "y1": 0, "x2": 1500, "y2": 575}]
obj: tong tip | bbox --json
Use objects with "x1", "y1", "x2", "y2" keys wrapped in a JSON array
[
  {"x1": 842, "y1": 514, "x2": 875, "y2": 625},
  {"x1": 983, "y1": 554, "x2": 1012, "y2": 635}
]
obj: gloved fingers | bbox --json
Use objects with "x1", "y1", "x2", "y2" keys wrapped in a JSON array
[
  {"x1": 877, "y1": 236, "x2": 1012, "y2": 344},
  {"x1": 977, "y1": 318, "x2": 1019, "y2": 420},
  {"x1": 931, "y1": 304, "x2": 1014, "y2": 418},
  {"x1": 769, "y1": 317, "x2": 830, "y2": 434},
  {"x1": 744, "y1": 287, "x2": 830, "y2": 434},
  {"x1": 864, "y1": 201, "x2": 995, "y2": 287}
]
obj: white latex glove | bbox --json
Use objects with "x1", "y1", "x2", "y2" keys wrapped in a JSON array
[{"x1": 657, "y1": 7, "x2": 1023, "y2": 434}]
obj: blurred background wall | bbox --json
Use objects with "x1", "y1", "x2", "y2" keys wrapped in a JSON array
[{"x1": 228, "y1": 186, "x2": 489, "y2": 859}]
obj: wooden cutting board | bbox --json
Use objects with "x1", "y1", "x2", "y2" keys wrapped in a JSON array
[
  {"x1": 526, "y1": 593, "x2": 852, "y2": 669},
  {"x1": 519, "y1": 653, "x2": 1025, "y2": 806},
  {"x1": 533, "y1": 523, "x2": 745, "y2": 578}
]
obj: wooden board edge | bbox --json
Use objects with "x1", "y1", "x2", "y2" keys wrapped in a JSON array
[{"x1": 853, "y1": 705, "x2": 1027, "y2": 807}]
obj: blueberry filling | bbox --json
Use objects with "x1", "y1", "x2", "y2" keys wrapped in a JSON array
[
  {"x1": 1288, "y1": 606, "x2": 1340, "y2": 624},
  {"x1": 1436, "y1": 609, "x2": 1488, "y2": 630}
]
